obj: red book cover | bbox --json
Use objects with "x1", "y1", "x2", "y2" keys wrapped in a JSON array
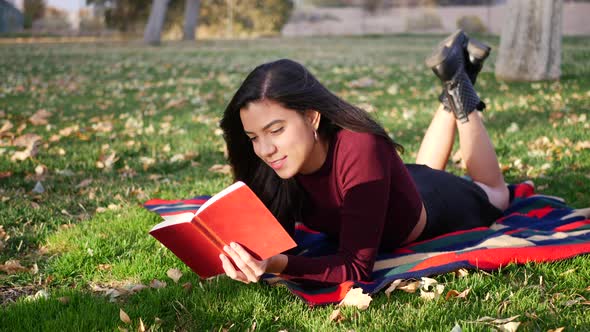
[{"x1": 149, "y1": 182, "x2": 297, "y2": 278}]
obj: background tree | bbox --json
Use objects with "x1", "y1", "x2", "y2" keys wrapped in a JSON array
[
  {"x1": 144, "y1": 0, "x2": 170, "y2": 45},
  {"x1": 495, "y1": 0, "x2": 563, "y2": 81},
  {"x1": 23, "y1": 0, "x2": 45, "y2": 28},
  {"x1": 182, "y1": 0, "x2": 200, "y2": 40}
]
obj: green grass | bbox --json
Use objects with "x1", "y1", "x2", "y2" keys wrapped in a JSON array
[{"x1": 1, "y1": 35, "x2": 589, "y2": 331}]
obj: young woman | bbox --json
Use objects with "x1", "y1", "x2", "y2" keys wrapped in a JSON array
[{"x1": 218, "y1": 31, "x2": 510, "y2": 286}]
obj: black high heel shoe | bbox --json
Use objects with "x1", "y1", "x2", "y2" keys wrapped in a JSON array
[{"x1": 426, "y1": 30, "x2": 486, "y2": 123}]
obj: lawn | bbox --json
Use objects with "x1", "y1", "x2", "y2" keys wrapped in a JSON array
[{"x1": 0, "y1": 35, "x2": 589, "y2": 331}]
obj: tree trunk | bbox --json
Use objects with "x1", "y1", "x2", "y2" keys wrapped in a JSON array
[
  {"x1": 143, "y1": 0, "x2": 170, "y2": 45},
  {"x1": 495, "y1": 0, "x2": 562, "y2": 81},
  {"x1": 182, "y1": 0, "x2": 200, "y2": 41}
]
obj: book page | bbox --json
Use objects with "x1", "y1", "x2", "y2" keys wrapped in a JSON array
[{"x1": 196, "y1": 181, "x2": 245, "y2": 215}]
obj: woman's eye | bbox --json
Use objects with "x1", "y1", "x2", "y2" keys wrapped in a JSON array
[
  {"x1": 248, "y1": 136, "x2": 257, "y2": 142},
  {"x1": 270, "y1": 127, "x2": 284, "y2": 134}
]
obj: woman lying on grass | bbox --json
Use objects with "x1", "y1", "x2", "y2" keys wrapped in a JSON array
[{"x1": 218, "y1": 30, "x2": 509, "y2": 286}]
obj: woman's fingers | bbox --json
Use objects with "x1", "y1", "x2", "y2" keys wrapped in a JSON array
[
  {"x1": 229, "y1": 242, "x2": 266, "y2": 277},
  {"x1": 219, "y1": 254, "x2": 249, "y2": 283},
  {"x1": 223, "y1": 244, "x2": 259, "y2": 283}
]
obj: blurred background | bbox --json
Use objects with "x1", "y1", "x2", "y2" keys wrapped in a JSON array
[{"x1": 1, "y1": 0, "x2": 589, "y2": 41}]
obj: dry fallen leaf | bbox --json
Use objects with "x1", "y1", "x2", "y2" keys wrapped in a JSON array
[
  {"x1": 445, "y1": 288, "x2": 471, "y2": 300},
  {"x1": 384, "y1": 279, "x2": 403, "y2": 297},
  {"x1": 76, "y1": 179, "x2": 93, "y2": 189},
  {"x1": 29, "y1": 109, "x2": 52, "y2": 126},
  {"x1": 57, "y1": 296, "x2": 70, "y2": 304},
  {"x1": 167, "y1": 268, "x2": 183, "y2": 283},
  {"x1": 119, "y1": 308, "x2": 131, "y2": 324},
  {"x1": 208, "y1": 164, "x2": 232, "y2": 174},
  {"x1": 328, "y1": 308, "x2": 345, "y2": 323},
  {"x1": 138, "y1": 317, "x2": 145, "y2": 332},
  {"x1": 0, "y1": 171, "x2": 12, "y2": 179},
  {"x1": 11, "y1": 140, "x2": 41, "y2": 162},
  {"x1": 454, "y1": 268, "x2": 469, "y2": 278},
  {"x1": 0, "y1": 120, "x2": 13, "y2": 134},
  {"x1": 150, "y1": 279, "x2": 167, "y2": 289},
  {"x1": 97, "y1": 152, "x2": 118, "y2": 170},
  {"x1": 0, "y1": 260, "x2": 29, "y2": 274},
  {"x1": 420, "y1": 284, "x2": 445, "y2": 301},
  {"x1": 497, "y1": 321, "x2": 520, "y2": 332},
  {"x1": 338, "y1": 287, "x2": 372, "y2": 310},
  {"x1": 398, "y1": 280, "x2": 421, "y2": 293},
  {"x1": 548, "y1": 328, "x2": 565, "y2": 332}
]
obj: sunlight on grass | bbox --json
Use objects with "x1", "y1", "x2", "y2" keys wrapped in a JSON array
[{"x1": 1, "y1": 35, "x2": 589, "y2": 331}]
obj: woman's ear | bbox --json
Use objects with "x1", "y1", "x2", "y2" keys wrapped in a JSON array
[{"x1": 304, "y1": 110, "x2": 321, "y2": 130}]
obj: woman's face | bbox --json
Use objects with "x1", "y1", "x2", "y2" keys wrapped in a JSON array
[{"x1": 239, "y1": 99, "x2": 323, "y2": 179}]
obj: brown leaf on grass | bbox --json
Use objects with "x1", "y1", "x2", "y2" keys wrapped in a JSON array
[
  {"x1": 97, "y1": 264, "x2": 112, "y2": 271},
  {"x1": 138, "y1": 317, "x2": 146, "y2": 332},
  {"x1": 420, "y1": 284, "x2": 445, "y2": 301},
  {"x1": 97, "y1": 152, "x2": 118, "y2": 170},
  {"x1": 454, "y1": 268, "x2": 469, "y2": 278},
  {"x1": 57, "y1": 296, "x2": 70, "y2": 304},
  {"x1": 139, "y1": 157, "x2": 155, "y2": 170},
  {"x1": 0, "y1": 260, "x2": 29, "y2": 274},
  {"x1": 59, "y1": 125, "x2": 79, "y2": 137},
  {"x1": 398, "y1": 280, "x2": 421, "y2": 293},
  {"x1": 0, "y1": 171, "x2": 12, "y2": 179},
  {"x1": 92, "y1": 121, "x2": 113, "y2": 133},
  {"x1": 182, "y1": 282, "x2": 192, "y2": 291},
  {"x1": 497, "y1": 321, "x2": 520, "y2": 332},
  {"x1": 208, "y1": 164, "x2": 232, "y2": 174},
  {"x1": 575, "y1": 141, "x2": 590, "y2": 151},
  {"x1": 13, "y1": 133, "x2": 41, "y2": 147},
  {"x1": 11, "y1": 140, "x2": 41, "y2": 162},
  {"x1": 338, "y1": 287, "x2": 372, "y2": 310},
  {"x1": 547, "y1": 328, "x2": 565, "y2": 332},
  {"x1": 119, "y1": 308, "x2": 131, "y2": 324},
  {"x1": 167, "y1": 268, "x2": 183, "y2": 283},
  {"x1": 328, "y1": 308, "x2": 345, "y2": 323},
  {"x1": 348, "y1": 77, "x2": 376, "y2": 89},
  {"x1": 29, "y1": 109, "x2": 52, "y2": 125},
  {"x1": 476, "y1": 315, "x2": 520, "y2": 325},
  {"x1": 76, "y1": 179, "x2": 93, "y2": 189},
  {"x1": 0, "y1": 121, "x2": 13, "y2": 134},
  {"x1": 150, "y1": 279, "x2": 167, "y2": 289},
  {"x1": 384, "y1": 279, "x2": 403, "y2": 297},
  {"x1": 445, "y1": 288, "x2": 471, "y2": 300},
  {"x1": 164, "y1": 98, "x2": 186, "y2": 109},
  {"x1": 117, "y1": 327, "x2": 128, "y2": 332}
]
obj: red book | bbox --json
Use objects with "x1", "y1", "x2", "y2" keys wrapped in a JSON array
[{"x1": 149, "y1": 181, "x2": 297, "y2": 279}]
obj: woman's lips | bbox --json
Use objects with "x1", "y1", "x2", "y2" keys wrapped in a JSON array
[{"x1": 269, "y1": 156, "x2": 287, "y2": 170}]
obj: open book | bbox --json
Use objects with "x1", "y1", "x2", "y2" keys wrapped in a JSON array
[{"x1": 148, "y1": 181, "x2": 297, "y2": 279}]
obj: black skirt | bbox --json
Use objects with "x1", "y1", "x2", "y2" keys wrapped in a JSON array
[{"x1": 406, "y1": 164, "x2": 503, "y2": 241}]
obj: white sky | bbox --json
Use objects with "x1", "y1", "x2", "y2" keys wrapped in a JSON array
[{"x1": 46, "y1": 0, "x2": 88, "y2": 11}]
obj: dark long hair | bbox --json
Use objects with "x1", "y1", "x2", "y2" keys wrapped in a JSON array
[{"x1": 220, "y1": 59, "x2": 403, "y2": 234}]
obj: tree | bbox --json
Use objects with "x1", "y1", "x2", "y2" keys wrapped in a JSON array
[
  {"x1": 144, "y1": 0, "x2": 170, "y2": 45},
  {"x1": 495, "y1": 0, "x2": 563, "y2": 81},
  {"x1": 23, "y1": 0, "x2": 45, "y2": 28},
  {"x1": 182, "y1": 0, "x2": 200, "y2": 40}
]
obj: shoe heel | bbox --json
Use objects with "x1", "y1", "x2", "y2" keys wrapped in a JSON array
[{"x1": 425, "y1": 30, "x2": 466, "y2": 68}]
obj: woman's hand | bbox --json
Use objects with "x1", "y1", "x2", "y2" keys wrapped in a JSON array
[{"x1": 220, "y1": 242, "x2": 269, "y2": 284}]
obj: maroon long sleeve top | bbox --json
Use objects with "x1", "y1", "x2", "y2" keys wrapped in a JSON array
[{"x1": 281, "y1": 129, "x2": 422, "y2": 285}]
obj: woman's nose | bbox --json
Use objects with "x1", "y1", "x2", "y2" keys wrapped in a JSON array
[{"x1": 258, "y1": 138, "x2": 277, "y2": 157}]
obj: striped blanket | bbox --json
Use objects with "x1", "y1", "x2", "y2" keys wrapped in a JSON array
[{"x1": 144, "y1": 183, "x2": 590, "y2": 306}]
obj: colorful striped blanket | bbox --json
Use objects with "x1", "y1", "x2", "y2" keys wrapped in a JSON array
[{"x1": 144, "y1": 183, "x2": 590, "y2": 306}]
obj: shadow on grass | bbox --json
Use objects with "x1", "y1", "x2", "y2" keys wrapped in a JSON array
[{"x1": 0, "y1": 278, "x2": 312, "y2": 332}]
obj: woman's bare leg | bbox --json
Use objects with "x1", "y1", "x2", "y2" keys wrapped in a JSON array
[
  {"x1": 416, "y1": 104, "x2": 457, "y2": 170},
  {"x1": 456, "y1": 112, "x2": 509, "y2": 211}
]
